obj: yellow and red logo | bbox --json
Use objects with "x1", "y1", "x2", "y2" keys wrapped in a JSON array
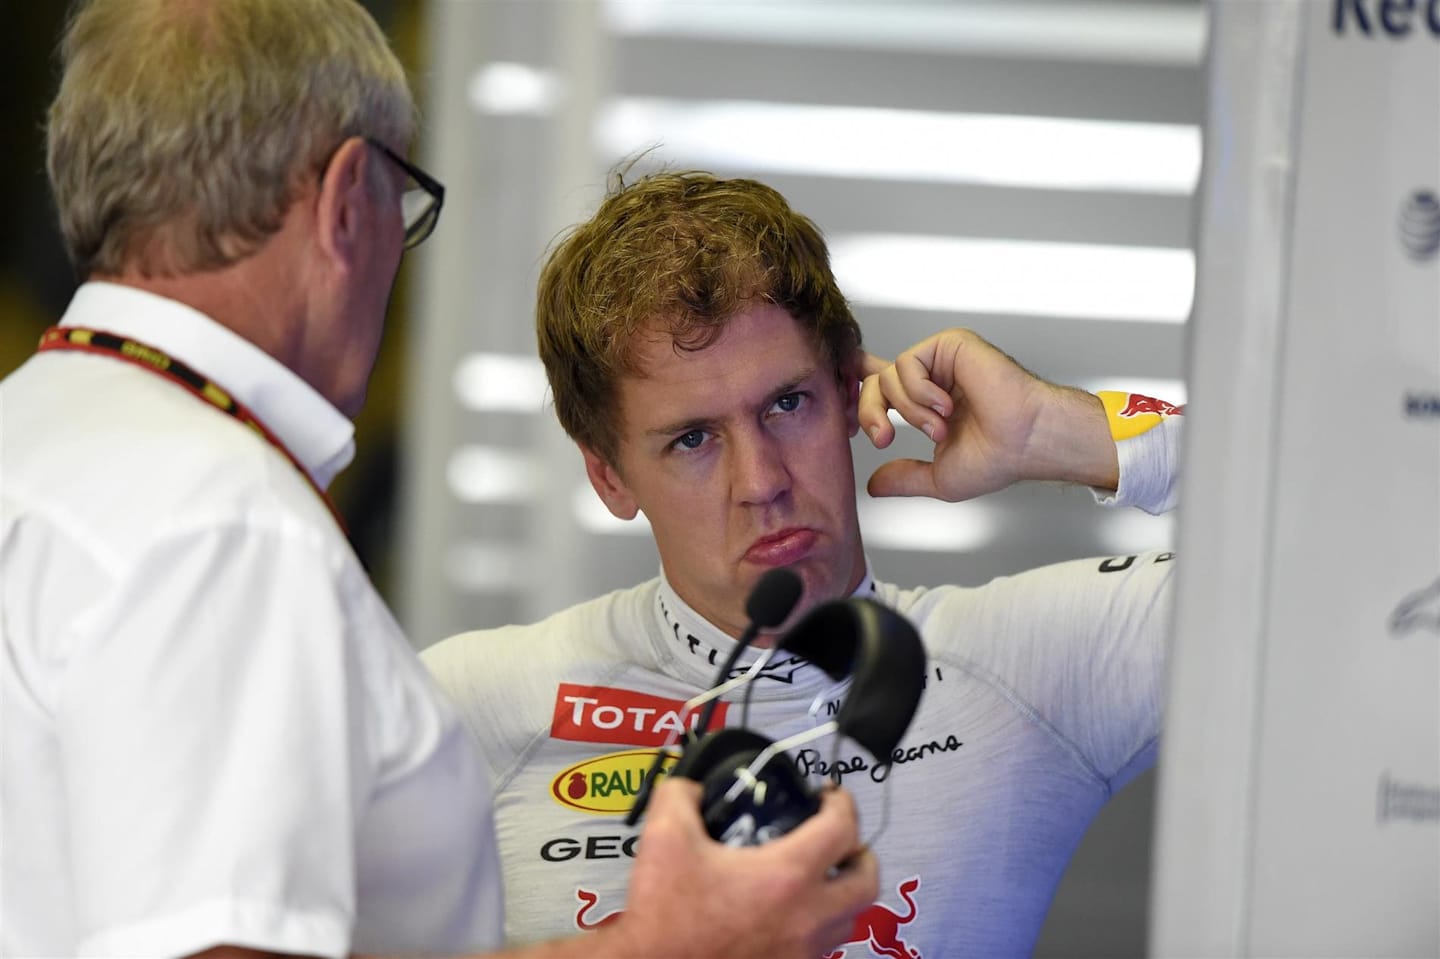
[
  {"x1": 550, "y1": 748, "x2": 678, "y2": 815},
  {"x1": 1098, "y1": 390, "x2": 1186, "y2": 441}
]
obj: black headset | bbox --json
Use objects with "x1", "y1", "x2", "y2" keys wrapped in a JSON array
[{"x1": 628, "y1": 585, "x2": 928, "y2": 847}]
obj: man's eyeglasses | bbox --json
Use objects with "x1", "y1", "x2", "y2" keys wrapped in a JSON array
[{"x1": 366, "y1": 138, "x2": 445, "y2": 250}]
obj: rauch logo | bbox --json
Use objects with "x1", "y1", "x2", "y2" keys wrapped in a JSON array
[{"x1": 551, "y1": 749, "x2": 678, "y2": 815}]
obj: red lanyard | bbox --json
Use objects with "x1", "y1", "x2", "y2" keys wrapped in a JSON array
[{"x1": 38, "y1": 326, "x2": 349, "y2": 536}]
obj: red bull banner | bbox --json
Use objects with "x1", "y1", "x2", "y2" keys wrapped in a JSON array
[{"x1": 1153, "y1": 2, "x2": 1439, "y2": 955}]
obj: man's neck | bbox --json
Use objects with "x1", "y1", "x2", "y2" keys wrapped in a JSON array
[{"x1": 96, "y1": 227, "x2": 316, "y2": 386}]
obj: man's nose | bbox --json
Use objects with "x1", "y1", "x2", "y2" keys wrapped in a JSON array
[{"x1": 730, "y1": 428, "x2": 791, "y2": 506}]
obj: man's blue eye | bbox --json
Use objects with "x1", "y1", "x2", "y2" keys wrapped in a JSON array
[
  {"x1": 676, "y1": 430, "x2": 705, "y2": 450},
  {"x1": 776, "y1": 393, "x2": 801, "y2": 412}
]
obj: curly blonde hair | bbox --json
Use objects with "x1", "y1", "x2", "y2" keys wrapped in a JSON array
[
  {"x1": 536, "y1": 170, "x2": 862, "y2": 464},
  {"x1": 47, "y1": 0, "x2": 416, "y2": 279}
]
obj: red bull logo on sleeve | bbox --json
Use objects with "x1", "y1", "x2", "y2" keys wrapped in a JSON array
[
  {"x1": 1098, "y1": 390, "x2": 1186, "y2": 441},
  {"x1": 550, "y1": 748, "x2": 678, "y2": 814},
  {"x1": 822, "y1": 876, "x2": 924, "y2": 959}
]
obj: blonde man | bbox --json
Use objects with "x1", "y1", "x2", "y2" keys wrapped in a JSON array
[
  {"x1": 1, "y1": 5, "x2": 874, "y2": 958},
  {"x1": 426, "y1": 171, "x2": 1183, "y2": 954}
]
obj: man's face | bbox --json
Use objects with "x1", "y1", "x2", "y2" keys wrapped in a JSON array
[{"x1": 581, "y1": 302, "x2": 867, "y2": 640}]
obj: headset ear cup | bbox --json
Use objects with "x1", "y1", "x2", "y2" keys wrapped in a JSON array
[
  {"x1": 701, "y1": 749, "x2": 820, "y2": 845},
  {"x1": 778, "y1": 597, "x2": 926, "y2": 760},
  {"x1": 671, "y1": 728, "x2": 820, "y2": 844},
  {"x1": 664, "y1": 596, "x2": 925, "y2": 845}
]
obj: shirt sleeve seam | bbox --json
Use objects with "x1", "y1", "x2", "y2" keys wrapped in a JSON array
[{"x1": 933, "y1": 650, "x2": 1112, "y2": 792}]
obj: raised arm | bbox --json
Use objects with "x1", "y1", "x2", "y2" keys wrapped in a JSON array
[{"x1": 856, "y1": 327, "x2": 1118, "y2": 502}]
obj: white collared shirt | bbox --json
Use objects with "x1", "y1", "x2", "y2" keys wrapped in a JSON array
[
  {"x1": 1, "y1": 283, "x2": 503, "y2": 957},
  {"x1": 58, "y1": 281, "x2": 358, "y2": 488}
]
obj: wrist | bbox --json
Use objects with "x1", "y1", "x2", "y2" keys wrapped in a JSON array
[{"x1": 1022, "y1": 386, "x2": 1119, "y2": 490}]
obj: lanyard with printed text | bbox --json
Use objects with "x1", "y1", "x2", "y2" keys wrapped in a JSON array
[{"x1": 37, "y1": 326, "x2": 349, "y2": 537}]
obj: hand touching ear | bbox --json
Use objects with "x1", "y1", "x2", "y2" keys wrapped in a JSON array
[{"x1": 857, "y1": 328, "x2": 1118, "y2": 502}]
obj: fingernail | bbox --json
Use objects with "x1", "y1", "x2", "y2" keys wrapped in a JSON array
[
  {"x1": 867, "y1": 426, "x2": 881, "y2": 443},
  {"x1": 931, "y1": 404, "x2": 947, "y2": 416},
  {"x1": 922, "y1": 423, "x2": 936, "y2": 440}
]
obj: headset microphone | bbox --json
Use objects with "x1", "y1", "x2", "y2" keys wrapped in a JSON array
[
  {"x1": 624, "y1": 567, "x2": 803, "y2": 827},
  {"x1": 627, "y1": 585, "x2": 927, "y2": 849},
  {"x1": 693, "y1": 567, "x2": 803, "y2": 734}
]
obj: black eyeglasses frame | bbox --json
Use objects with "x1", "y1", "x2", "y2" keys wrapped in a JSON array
[{"x1": 366, "y1": 137, "x2": 446, "y2": 250}]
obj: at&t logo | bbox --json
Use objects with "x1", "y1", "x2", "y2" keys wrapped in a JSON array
[{"x1": 1399, "y1": 190, "x2": 1440, "y2": 261}]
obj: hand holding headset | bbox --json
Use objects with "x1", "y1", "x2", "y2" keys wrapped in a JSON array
[{"x1": 628, "y1": 569, "x2": 927, "y2": 846}]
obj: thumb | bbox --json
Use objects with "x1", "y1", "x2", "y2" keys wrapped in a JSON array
[{"x1": 865, "y1": 459, "x2": 942, "y2": 499}]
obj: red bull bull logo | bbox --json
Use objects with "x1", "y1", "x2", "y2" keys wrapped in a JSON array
[
  {"x1": 823, "y1": 876, "x2": 923, "y2": 959},
  {"x1": 573, "y1": 877, "x2": 923, "y2": 956},
  {"x1": 1098, "y1": 390, "x2": 1186, "y2": 441},
  {"x1": 1118, "y1": 393, "x2": 1185, "y2": 418},
  {"x1": 574, "y1": 888, "x2": 623, "y2": 930}
]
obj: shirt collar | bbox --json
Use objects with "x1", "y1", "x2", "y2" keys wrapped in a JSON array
[
  {"x1": 650, "y1": 565, "x2": 879, "y2": 697},
  {"x1": 59, "y1": 281, "x2": 357, "y2": 489}
]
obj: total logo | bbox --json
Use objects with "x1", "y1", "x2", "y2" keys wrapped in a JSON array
[
  {"x1": 551, "y1": 749, "x2": 678, "y2": 815},
  {"x1": 550, "y1": 683, "x2": 727, "y2": 747}
]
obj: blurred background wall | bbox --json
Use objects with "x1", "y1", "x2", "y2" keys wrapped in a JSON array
[{"x1": 1, "y1": 3, "x2": 1203, "y2": 955}]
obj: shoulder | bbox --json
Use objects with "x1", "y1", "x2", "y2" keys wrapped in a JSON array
[
  {"x1": 3, "y1": 351, "x2": 343, "y2": 568},
  {"x1": 871, "y1": 550, "x2": 1176, "y2": 658},
  {"x1": 420, "y1": 581, "x2": 660, "y2": 771},
  {"x1": 423, "y1": 580, "x2": 658, "y2": 691}
]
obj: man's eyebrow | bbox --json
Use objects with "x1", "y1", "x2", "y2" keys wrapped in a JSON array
[
  {"x1": 646, "y1": 414, "x2": 720, "y2": 439},
  {"x1": 643, "y1": 370, "x2": 818, "y2": 438}
]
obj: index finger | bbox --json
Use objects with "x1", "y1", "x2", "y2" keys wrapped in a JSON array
[{"x1": 858, "y1": 351, "x2": 893, "y2": 379}]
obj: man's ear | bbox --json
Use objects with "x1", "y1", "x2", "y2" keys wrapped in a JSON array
[
  {"x1": 580, "y1": 445, "x2": 639, "y2": 520},
  {"x1": 313, "y1": 136, "x2": 374, "y2": 271}
]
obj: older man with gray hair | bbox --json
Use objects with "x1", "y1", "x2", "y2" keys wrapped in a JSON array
[{"x1": 0, "y1": 3, "x2": 876, "y2": 958}]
